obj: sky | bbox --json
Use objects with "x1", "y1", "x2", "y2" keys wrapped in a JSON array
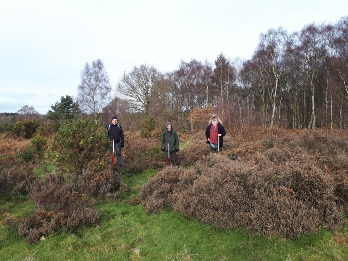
[{"x1": 1, "y1": 0, "x2": 347, "y2": 114}]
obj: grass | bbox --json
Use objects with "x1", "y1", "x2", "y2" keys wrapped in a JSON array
[{"x1": 1, "y1": 169, "x2": 347, "y2": 261}]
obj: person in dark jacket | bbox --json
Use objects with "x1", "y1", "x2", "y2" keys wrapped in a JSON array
[
  {"x1": 205, "y1": 114, "x2": 226, "y2": 153},
  {"x1": 107, "y1": 115, "x2": 124, "y2": 166},
  {"x1": 161, "y1": 122, "x2": 179, "y2": 166}
]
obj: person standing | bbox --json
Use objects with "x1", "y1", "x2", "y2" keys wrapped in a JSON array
[
  {"x1": 161, "y1": 122, "x2": 179, "y2": 166},
  {"x1": 108, "y1": 115, "x2": 124, "y2": 166},
  {"x1": 205, "y1": 114, "x2": 226, "y2": 153}
]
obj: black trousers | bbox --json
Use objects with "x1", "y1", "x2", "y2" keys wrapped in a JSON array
[{"x1": 111, "y1": 142, "x2": 122, "y2": 166}]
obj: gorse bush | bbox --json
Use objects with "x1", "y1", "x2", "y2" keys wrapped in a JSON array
[
  {"x1": 53, "y1": 118, "x2": 109, "y2": 174},
  {"x1": 12, "y1": 121, "x2": 25, "y2": 137},
  {"x1": 17, "y1": 135, "x2": 47, "y2": 163},
  {"x1": 30, "y1": 135, "x2": 47, "y2": 159},
  {"x1": 141, "y1": 116, "x2": 156, "y2": 138},
  {"x1": 36, "y1": 120, "x2": 59, "y2": 137},
  {"x1": 12, "y1": 120, "x2": 40, "y2": 138},
  {"x1": 17, "y1": 146, "x2": 36, "y2": 163}
]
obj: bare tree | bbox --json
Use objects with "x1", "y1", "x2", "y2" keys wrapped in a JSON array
[
  {"x1": 255, "y1": 28, "x2": 288, "y2": 127},
  {"x1": 77, "y1": 59, "x2": 112, "y2": 119},
  {"x1": 117, "y1": 65, "x2": 163, "y2": 115},
  {"x1": 17, "y1": 105, "x2": 39, "y2": 120},
  {"x1": 211, "y1": 53, "x2": 236, "y2": 121}
]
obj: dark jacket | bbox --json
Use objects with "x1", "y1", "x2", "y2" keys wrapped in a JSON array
[
  {"x1": 161, "y1": 129, "x2": 179, "y2": 152},
  {"x1": 205, "y1": 123, "x2": 226, "y2": 147},
  {"x1": 108, "y1": 124, "x2": 124, "y2": 147}
]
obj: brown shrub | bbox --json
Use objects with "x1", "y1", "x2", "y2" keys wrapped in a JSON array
[
  {"x1": 263, "y1": 147, "x2": 290, "y2": 165},
  {"x1": 0, "y1": 158, "x2": 37, "y2": 194},
  {"x1": 140, "y1": 167, "x2": 182, "y2": 213},
  {"x1": 333, "y1": 169, "x2": 348, "y2": 213},
  {"x1": 123, "y1": 132, "x2": 164, "y2": 172},
  {"x1": 178, "y1": 131, "x2": 210, "y2": 166},
  {"x1": 141, "y1": 154, "x2": 344, "y2": 239},
  {"x1": 74, "y1": 168, "x2": 121, "y2": 198},
  {"x1": 18, "y1": 173, "x2": 100, "y2": 243}
]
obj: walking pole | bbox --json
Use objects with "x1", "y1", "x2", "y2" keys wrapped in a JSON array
[
  {"x1": 167, "y1": 143, "x2": 171, "y2": 166},
  {"x1": 111, "y1": 139, "x2": 115, "y2": 167},
  {"x1": 217, "y1": 134, "x2": 220, "y2": 153}
]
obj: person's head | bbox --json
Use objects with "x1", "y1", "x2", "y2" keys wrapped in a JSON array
[
  {"x1": 209, "y1": 114, "x2": 220, "y2": 125},
  {"x1": 166, "y1": 122, "x2": 172, "y2": 131},
  {"x1": 111, "y1": 115, "x2": 118, "y2": 125}
]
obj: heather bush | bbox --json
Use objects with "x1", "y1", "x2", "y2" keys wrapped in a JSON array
[
  {"x1": 178, "y1": 131, "x2": 210, "y2": 166},
  {"x1": 0, "y1": 160, "x2": 37, "y2": 194},
  {"x1": 0, "y1": 134, "x2": 37, "y2": 194},
  {"x1": 17, "y1": 173, "x2": 100, "y2": 243},
  {"x1": 74, "y1": 168, "x2": 121, "y2": 198},
  {"x1": 296, "y1": 130, "x2": 348, "y2": 155},
  {"x1": 141, "y1": 153, "x2": 344, "y2": 239},
  {"x1": 123, "y1": 132, "x2": 163, "y2": 172},
  {"x1": 140, "y1": 167, "x2": 183, "y2": 213}
]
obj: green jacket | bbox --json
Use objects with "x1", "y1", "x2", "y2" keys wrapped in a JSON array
[{"x1": 161, "y1": 129, "x2": 179, "y2": 152}]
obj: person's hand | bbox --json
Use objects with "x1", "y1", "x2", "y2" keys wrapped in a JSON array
[
  {"x1": 218, "y1": 134, "x2": 222, "y2": 136},
  {"x1": 175, "y1": 149, "x2": 179, "y2": 152}
]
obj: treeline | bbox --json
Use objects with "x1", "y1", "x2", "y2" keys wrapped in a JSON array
[
  {"x1": 104, "y1": 16, "x2": 348, "y2": 130},
  {"x1": 3, "y1": 17, "x2": 348, "y2": 131}
]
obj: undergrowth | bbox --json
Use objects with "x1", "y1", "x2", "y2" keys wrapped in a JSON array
[{"x1": 0, "y1": 127, "x2": 348, "y2": 260}]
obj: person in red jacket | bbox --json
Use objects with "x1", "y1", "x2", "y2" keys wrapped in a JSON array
[{"x1": 205, "y1": 114, "x2": 226, "y2": 153}]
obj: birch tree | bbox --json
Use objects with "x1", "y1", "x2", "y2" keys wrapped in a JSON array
[{"x1": 77, "y1": 59, "x2": 112, "y2": 119}]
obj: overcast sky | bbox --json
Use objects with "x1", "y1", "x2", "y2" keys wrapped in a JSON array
[{"x1": 1, "y1": 0, "x2": 347, "y2": 114}]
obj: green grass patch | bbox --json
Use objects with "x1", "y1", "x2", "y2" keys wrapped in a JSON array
[
  {"x1": 33, "y1": 160, "x2": 56, "y2": 178},
  {"x1": 0, "y1": 170, "x2": 347, "y2": 260}
]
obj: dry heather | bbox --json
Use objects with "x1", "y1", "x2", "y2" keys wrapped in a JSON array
[
  {"x1": 141, "y1": 128, "x2": 348, "y2": 239},
  {"x1": 0, "y1": 135, "x2": 120, "y2": 243}
]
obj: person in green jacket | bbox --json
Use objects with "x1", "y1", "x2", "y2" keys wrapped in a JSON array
[{"x1": 161, "y1": 122, "x2": 179, "y2": 166}]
